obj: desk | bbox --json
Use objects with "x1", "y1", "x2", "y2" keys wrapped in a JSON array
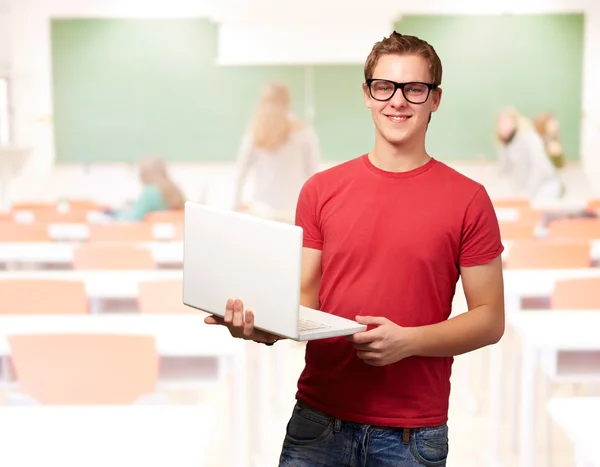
[
  {"x1": 44, "y1": 222, "x2": 177, "y2": 241},
  {"x1": 0, "y1": 269, "x2": 183, "y2": 299},
  {"x1": 503, "y1": 268, "x2": 600, "y2": 300},
  {"x1": 0, "y1": 314, "x2": 250, "y2": 467},
  {"x1": 494, "y1": 311, "x2": 600, "y2": 467},
  {"x1": 0, "y1": 314, "x2": 238, "y2": 357},
  {"x1": 0, "y1": 241, "x2": 183, "y2": 267},
  {"x1": 485, "y1": 270, "x2": 600, "y2": 467},
  {"x1": 0, "y1": 405, "x2": 218, "y2": 467},
  {"x1": 547, "y1": 397, "x2": 600, "y2": 467}
]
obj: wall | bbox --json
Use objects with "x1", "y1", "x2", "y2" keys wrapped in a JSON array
[
  {"x1": 0, "y1": 2, "x2": 10, "y2": 76},
  {"x1": 5, "y1": 0, "x2": 600, "y2": 199},
  {"x1": 7, "y1": 0, "x2": 218, "y2": 198},
  {"x1": 580, "y1": 9, "x2": 600, "y2": 183}
]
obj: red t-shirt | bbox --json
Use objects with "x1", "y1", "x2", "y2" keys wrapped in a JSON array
[{"x1": 295, "y1": 154, "x2": 503, "y2": 428}]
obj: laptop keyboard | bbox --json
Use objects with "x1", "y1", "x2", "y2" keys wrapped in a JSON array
[{"x1": 299, "y1": 318, "x2": 331, "y2": 332}]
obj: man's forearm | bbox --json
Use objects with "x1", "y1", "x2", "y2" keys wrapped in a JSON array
[{"x1": 408, "y1": 305, "x2": 505, "y2": 358}]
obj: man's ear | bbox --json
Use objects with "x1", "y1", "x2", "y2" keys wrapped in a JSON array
[
  {"x1": 431, "y1": 87, "x2": 442, "y2": 112},
  {"x1": 362, "y1": 83, "x2": 373, "y2": 110}
]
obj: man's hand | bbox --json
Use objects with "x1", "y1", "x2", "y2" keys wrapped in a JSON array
[
  {"x1": 204, "y1": 298, "x2": 280, "y2": 344},
  {"x1": 347, "y1": 316, "x2": 417, "y2": 366}
]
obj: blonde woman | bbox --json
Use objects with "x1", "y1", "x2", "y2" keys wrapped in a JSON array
[
  {"x1": 496, "y1": 108, "x2": 563, "y2": 202},
  {"x1": 233, "y1": 83, "x2": 320, "y2": 223},
  {"x1": 117, "y1": 156, "x2": 186, "y2": 221}
]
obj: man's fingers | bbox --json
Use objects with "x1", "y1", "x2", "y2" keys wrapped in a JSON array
[
  {"x1": 354, "y1": 342, "x2": 377, "y2": 351},
  {"x1": 204, "y1": 315, "x2": 224, "y2": 325},
  {"x1": 355, "y1": 316, "x2": 388, "y2": 326},
  {"x1": 356, "y1": 351, "x2": 385, "y2": 367},
  {"x1": 232, "y1": 299, "x2": 245, "y2": 327},
  {"x1": 356, "y1": 350, "x2": 377, "y2": 361},
  {"x1": 362, "y1": 358, "x2": 384, "y2": 367},
  {"x1": 244, "y1": 310, "x2": 255, "y2": 337},
  {"x1": 349, "y1": 327, "x2": 380, "y2": 345},
  {"x1": 224, "y1": 298, "x2": 234, "y2": 323}
]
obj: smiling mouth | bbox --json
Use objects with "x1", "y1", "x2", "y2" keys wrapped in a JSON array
[{"x1": 386, "y1": 115, "x2": 411, "y2": 122}]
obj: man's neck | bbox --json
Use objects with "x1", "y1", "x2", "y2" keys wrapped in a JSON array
[{"x1": 369, "y1": 137, "x2": 431, "y2": 173}]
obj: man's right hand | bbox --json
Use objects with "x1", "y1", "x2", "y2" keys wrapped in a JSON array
[{"x1": 204, "y1": 298, "x2": 280, "y2": 344}]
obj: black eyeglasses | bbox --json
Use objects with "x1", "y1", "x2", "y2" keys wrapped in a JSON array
[{"x1": 366, "y1": 79, "x2": 438, "y2": 104}]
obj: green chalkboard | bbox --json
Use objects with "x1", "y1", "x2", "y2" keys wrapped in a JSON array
[
  {"x1": 51, "y1": 15, "x2": 584, "y2": 163},
  {"x1": 51, "y1": 19, "x2": 306, "y2": 163},
  {"x1": 395, "y1": 14, "x2": 584, "y2": 161}
]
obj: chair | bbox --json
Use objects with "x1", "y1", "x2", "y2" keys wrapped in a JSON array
[
  {"x1": 66, "y1": 199, "x2": 108, "y2": 212},
  {"x1": 586, "y1": 199, "x2": 600, "y2": 213},
  {"x1": 73, "y1": 245, "x2": 155, "y2": 270},
  {"x1": 0, "y1": 223, "x2": 51, "y2": 242},
  {"x1": 505, "y1": 240, "x2": 592, "y2": 421},
  {"x1": 537, "y1": 278, "x2": 600, "y2": 465},
  {"x1": 10, "y1": 202, "x2": 54, "y2": 211},
  {"x1": 517, "y1": 207, "x2": 543, "y2": 224},
  {"x1": 546, "y1": 218, "x2": 600, "y2": 240},
  {"x1": 499, "y1": 221, "x2": 538, "y2": 241},
  {"x1": 144, "y1": 210, "x2": 184, "y2": 224},
  {"x1": 137, "y1": 280, "x2": 230, "y2": 401},
  {"x1": 492, "y1": 198, "x2": 530, "y2": 209},
  {"x1": 88, "y1": 223, "x2": 154, "y2": 242},
  {"x1": 551, "y1": 277, "x2": 600, "y2": 310},
  {"x1": 7, "y1": 334, "x2": 158, "y2": 405},
  {"x1": 0, "y1": 279, "x2": 88, "y2": 314},
  {"x1": 29, "y1": 208, "x2": 89, "y2": 224},
  {"x1": 0, "y1": 279, "x2": 88, "y2": 383},
  {"x1": 137, "y1": 279, "x2": 202, "y2": 314},
  {"x1": 504, "y1": 239, "x2": 591, "y2": 269}
]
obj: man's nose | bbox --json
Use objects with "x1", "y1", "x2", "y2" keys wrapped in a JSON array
[{"x1": 389, "y1": 87, "x2": 408, "y2": 107}]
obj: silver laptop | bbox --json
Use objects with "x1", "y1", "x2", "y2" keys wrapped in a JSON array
[{"x1": 182, "y1": 202, "x2": 366, "y2": 341}]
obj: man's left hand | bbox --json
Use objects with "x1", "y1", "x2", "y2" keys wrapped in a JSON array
[{"x1": 347, "y1": 316, "x2": 417, "y2": 366}]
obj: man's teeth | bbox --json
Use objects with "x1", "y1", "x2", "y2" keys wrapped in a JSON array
[{"x1": 390, "y1": 116, "x2": 407, "y2": 121}]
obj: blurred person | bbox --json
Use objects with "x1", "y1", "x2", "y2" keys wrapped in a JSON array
[
  {"x1": 496, "y1": 108, "x2": 563, "y2": 202},
  {"x1": 534, "y1": 112, "x2": 565, "y2": 169},
  {"x1": 115, "y1": 156, "x2": 185, "y2": 221},
  {"x1": 206, "y1": 32, "x2": 505, "y2": 467},
  {"x1": 232, "y1": 83, "x2": 320, "y2": 223}
]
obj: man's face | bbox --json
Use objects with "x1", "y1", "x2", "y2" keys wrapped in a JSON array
[{"x1": 363, "y1": 54, "x2": 441, "y2": 147}]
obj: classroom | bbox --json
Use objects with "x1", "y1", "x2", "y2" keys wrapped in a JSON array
[{"x1": 0, "y1": 0, "x2": 599, "y2": 466}]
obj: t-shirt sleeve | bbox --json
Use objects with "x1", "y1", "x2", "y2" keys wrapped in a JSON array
[
  {"x1": 459, "y1": 186, "x2": 504, "y2": 267},
  {"x1": 295, "y1": 175, "x2": 323, "y2": 250}
]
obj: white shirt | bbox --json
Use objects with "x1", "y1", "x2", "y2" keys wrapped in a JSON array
[
  {"x1": 233, "y1": 124, "x2": 321, "y2": 221},
  {"x1": 497, "y1": 127, "x2": 562, "y2": 202}
]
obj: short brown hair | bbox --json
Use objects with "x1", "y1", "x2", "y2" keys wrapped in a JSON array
[{"x1": 364, "y1": 31, "x2": 442, "y2": 86}]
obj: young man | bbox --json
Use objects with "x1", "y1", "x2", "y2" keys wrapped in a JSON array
[{"x1": 206, "y1": 31, "x2": 505, "y2": 467}]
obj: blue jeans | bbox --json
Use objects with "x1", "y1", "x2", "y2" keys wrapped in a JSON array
[{"x1": 279, "y1": 401, "x2": 449, "y2": 467}]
